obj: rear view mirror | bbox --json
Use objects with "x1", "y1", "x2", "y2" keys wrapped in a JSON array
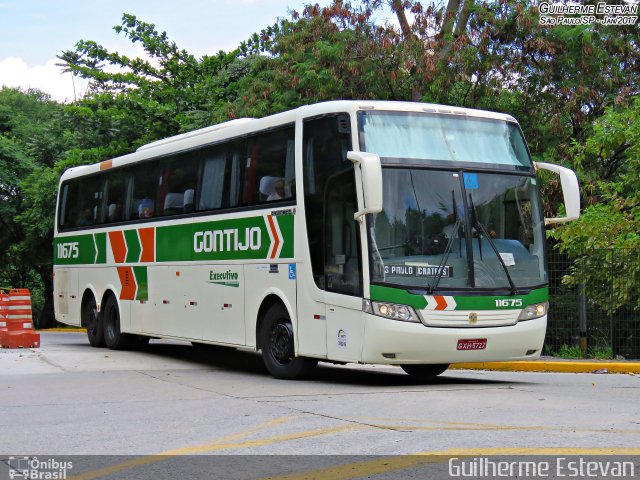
[
  {"x1": 535, "y1": 162, "x2": 580, "y2": 225},
  {"x1": 347, "y1": 151, "x2": 383, "y2": 221}
]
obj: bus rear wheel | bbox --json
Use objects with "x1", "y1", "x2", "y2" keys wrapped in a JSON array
[
  {"x1": 103, "y1": 295, "x2": 137, "y2": 350},
  {"x1": 260, "y1": 304, "x2": 317, "y2": 380},
  {"x1": 83, "y1": 296, "x2": 105, "y2": 347},
  {"x1": 401, "y1": 364, "x2": 449, "y2": 380}
]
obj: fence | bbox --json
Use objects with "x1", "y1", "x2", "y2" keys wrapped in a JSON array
[{"x1": 546, "y1": 248, "x2": 640, "y2": 359}]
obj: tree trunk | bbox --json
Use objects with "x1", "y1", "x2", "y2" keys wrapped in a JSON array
[
  {"x1": 391, "y1": 0, "x2": 416, "y2": 40},
  {"x1": 441, "y1": 0, "x2": 462, "y2": 37}
]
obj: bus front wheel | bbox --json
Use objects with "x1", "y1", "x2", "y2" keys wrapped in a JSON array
[
  {"x1": 401, "y1": 364, "x2": 449, "y2": 380},
  {"x1": 83, "y1": 296, "x2": 105, "y2": 347},
  {"x1": 259, "y1": 304, "x2": 317, "y2": 380},
  {"x1": 103, "y1": 295, "x2": 137, "y2": 350}
]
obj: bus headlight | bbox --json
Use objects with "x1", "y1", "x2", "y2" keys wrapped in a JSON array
[
  {"x1": 517, "y1": 302, "x2": 548, "y2": 321},
  {"x1": 364, "y1": 300, "x2": 421, "y2": 323}
]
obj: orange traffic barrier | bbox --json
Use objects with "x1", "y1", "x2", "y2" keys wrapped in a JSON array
[{"x1": 0, "y1": 289, "x2": 40, "y2": 348}]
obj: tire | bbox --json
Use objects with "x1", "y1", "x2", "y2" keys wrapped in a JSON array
[
  {"x1": 83, "y1": 296, "x2": 105, "y2": 347},
  {"x1": 401, "y1": 364, "x2": 449, "y2": 380},
  {"x1": 260, "y1": 304, "x2": 317, "y2": 380},
  {"x1": 102, "y1": 295, "x2": 136, "y2": 350}
]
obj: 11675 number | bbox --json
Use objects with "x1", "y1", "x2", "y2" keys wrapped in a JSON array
[{"x1": 495, "y1": 299, "x2": 523, "y2": 307}]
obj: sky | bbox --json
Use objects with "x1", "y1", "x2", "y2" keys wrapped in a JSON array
[{"x1": 0, "y1": 0, "x2": 334, "y2": 102}]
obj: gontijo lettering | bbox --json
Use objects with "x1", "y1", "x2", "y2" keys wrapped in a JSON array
[{"x1": 194, "y1": 227, "x2": 261, "y2": 253}]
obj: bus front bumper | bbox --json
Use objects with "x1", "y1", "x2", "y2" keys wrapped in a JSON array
[{"x1": 361, "y1": 314, "x2": 547, "y2": 365}]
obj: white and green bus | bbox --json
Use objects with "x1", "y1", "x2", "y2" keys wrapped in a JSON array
[{"x1": 53, "y1": 101, "x2": 580, "y2": 379}]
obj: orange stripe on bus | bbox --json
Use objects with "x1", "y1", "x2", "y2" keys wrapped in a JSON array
[
  {"x1": 108, "y1": 231, "x2": 127, "y2": 263},
  {"x1": 267, "y1": 215, "x2": 280, "y2": 259},
  {"x1": 100, "y1": 159, "x2": 113, "y2": 170},
  {"x1": 138, "y1": 227, "x2": 155, "y2": 262},
  {"x1": 434, "y1": 295, "x2": 448, "y2": 310},
  {"x1": 117, "y1": 267, "x2": 137, "y2": 300}
]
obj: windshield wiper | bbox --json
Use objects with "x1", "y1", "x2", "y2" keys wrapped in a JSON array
[
  {"x1": 428, "y1": 190, "x2": 462, "y2": 294},
  {"x1": 468, "y1": 194, "x2": 519, "y2": 296}
]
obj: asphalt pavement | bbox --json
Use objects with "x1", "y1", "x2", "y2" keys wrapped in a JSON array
[{"x1": 42, "y1": 327, "x2": 640, "y2": 374}]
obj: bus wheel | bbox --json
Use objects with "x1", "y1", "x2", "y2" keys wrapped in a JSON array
[
  {"x1": 260, "y1": 304, "x2": 317, "y2": 380},
  {"x1": 401, "y1": 364, "x2": 449, "y2": 380},
  {"x1": 83, "y1": 296, "x2": 105, "y2": 347},
  {"x1": 103, "y1": 295, "x2": 135, "y2": 350}
]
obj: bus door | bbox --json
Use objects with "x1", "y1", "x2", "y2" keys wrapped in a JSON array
[
  {"x1": 301, "y1": 114, "x2": 365, "y2": 362},
  {"x1": 323, "y1": 167, "x2": 365, "y2": 362}
]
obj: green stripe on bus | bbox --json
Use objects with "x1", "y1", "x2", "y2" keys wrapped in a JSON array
[
  {"x1": 453, "y1": 287, "x2": 548, "y2": 310},
  {"x1": 276, "y1": 214, "x2": 294, "y2": 259},
  {"x1": 156, "y1": 215, "x2": 294, "y2": 262},
  {"x1": 370, "y1": 285, "x2": 549, "y2": 311},
  {"x1": 54, "y1": 234, "x2": 97, "y2": 265},
  {"x1": 133, "y1": 266, "x2": 148, "y2": 301},
  {"x1": 54, "y1": 214, "x2": 295, "y2": 265},
  {"x1": 94, "y1": 233, "x2": 107, "y2": 264},
  {"x1": 124, "y1": 229, "x2": 141, "y2": 263},
  {"x1": 369, "y1": 285, "x2": 428, "y2": 310}
]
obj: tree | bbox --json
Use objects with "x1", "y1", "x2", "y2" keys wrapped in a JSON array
[
  {"x1": 0, "y1": 88, "x2": 64, "y2": 325},
  {"x1": 549, "y1": 98, "x2": 640, "y2": 313},
  {"x1": 58, "y1": 14, "x2": 241, "y2": 139}
]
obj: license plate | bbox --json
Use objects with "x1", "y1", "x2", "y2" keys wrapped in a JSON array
[{"x1": 457, "y1": 338, "x2": 487, "y2": 350}]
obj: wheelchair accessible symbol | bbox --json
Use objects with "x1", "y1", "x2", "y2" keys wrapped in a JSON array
[{"x1": 288, "y1": 264, "x2": 297, "y2": 280}]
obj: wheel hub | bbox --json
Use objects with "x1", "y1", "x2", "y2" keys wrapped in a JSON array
[{"x1": 270, "y1": 323, "x2": 293, "y2": 364}]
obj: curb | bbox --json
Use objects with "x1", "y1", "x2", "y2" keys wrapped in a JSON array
[{"x1": 450, "y1": 361, "x2": 640, "y2": 374}]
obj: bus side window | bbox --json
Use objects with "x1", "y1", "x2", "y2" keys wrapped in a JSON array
[
  {"x1": 76, "y1": 175, "x2": 104, "y2": 227},
  {"x1": 303, "y1": 114, "x2": 360, "y2": 294},
  {"x1": 199, "y1": 150, "x2": 227, "y2": 211},
  {"x1": 103, "y1": 170, "x2": 125, "y2": 224},
  {"x1": 130, "y1": 162, "x2": 159, "y2": 220},
  {"x1": 58, "y1": 181, "x2": 80, "y2": 230},
  {"x1": 158, "y1": 154, "x2": 198, "y2": 217},
  {"x1": 242, "y1": 126, "x2": 295, "y2": 205}
]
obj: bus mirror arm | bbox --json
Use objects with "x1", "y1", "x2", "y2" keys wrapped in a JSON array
[
  {"x1": 535, "y1": 162, "x2": 580, "y2": 225},
  {"x1": 347, "y1": 151, "x2": 383, "y2": 222}
]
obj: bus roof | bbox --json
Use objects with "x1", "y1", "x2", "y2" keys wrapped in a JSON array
[{"x1": 59, "y1": 100, "x2": 518, "y2": 182}]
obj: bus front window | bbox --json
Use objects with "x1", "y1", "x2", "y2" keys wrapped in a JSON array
[
  {"x1": 369, "y1": 168, "x2": 547, "y2": 292},
  {"x1": 370, "y1": 169, "x2": 468, "y2": 289}
]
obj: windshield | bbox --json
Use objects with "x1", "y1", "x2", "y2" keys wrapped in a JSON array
[
  {"x1": 369, "y1": 168, "x2": 547, "y2": 291},
  {"x1": 359, "y1": 111, "x2": 532, "y2": 170}
]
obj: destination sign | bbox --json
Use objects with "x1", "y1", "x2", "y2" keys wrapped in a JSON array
[{"x1": 384, "y1": 264, "x2": 453, "y2": 278}]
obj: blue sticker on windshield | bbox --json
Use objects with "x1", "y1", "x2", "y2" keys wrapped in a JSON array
[{"x1": 463, "y1": 173, "x2": 479, "y2": 190}]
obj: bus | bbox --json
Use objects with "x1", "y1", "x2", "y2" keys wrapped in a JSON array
[{"x1": 53, "y1": 101, "x2": 580, "y2": 379}]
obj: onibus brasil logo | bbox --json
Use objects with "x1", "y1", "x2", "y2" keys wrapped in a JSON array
[{"x1": 8, "y1": 456, "x2": 73, "y2": 479}]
